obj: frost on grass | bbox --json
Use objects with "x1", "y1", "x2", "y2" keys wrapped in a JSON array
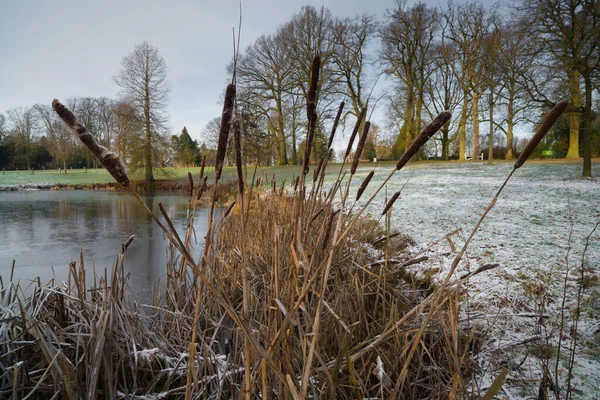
[{"x1": 327, "y1": 161, "x2": 600, "y2": 398}]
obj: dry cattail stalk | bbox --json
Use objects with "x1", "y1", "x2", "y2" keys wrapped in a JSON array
[
  {"x1": 52, "y1": 99, "x2": 129, "y2": 186},
  {"x1": 232, "y1": 115, "x2": 244, "y2": 196},
  {"x1": 396, "y1": 111, "x2": 451, "y2": 170},
  {"x1": 215, "y1": 84, "x2": 236, "y2": 181},
  {"x1": 223, "y1": 201, "x2": 236, "y2": 218},
  {"x1": 327, "y1": 101, "x2": 345, "y2": 150},
  {"x1": 196, "y1": 176, "x2": 208, "y2": 201},
  {"x1": 302, "y1": 55, "x2": 321, "y2": 175},
  {"x1": 322, "y1": 209, "x2": 340, "y2": 250},
  {"x1": 515, "y1": 100, "x2": 568, "y2": 168},
  {"x1": 351, "y1": 121, "x2": 371, "y2": 175},
  {"x1": 344, "y1": 106, "x2": 367, "y2": 160},
  {"x1": 356, "y1": 170, "x2": 375, "y2": 201},
  {"x1": 381, "y1": 191, "x2": 401, "y2": 216}
]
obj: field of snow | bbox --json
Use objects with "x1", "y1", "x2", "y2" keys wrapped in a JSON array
[{"x1": 336, "y1": 160, "x2": 600, "y2": 398}]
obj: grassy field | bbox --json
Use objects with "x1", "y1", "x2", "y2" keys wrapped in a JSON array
[{"x1": 2, "y1": 158, "x2": 594, "y2": 188}]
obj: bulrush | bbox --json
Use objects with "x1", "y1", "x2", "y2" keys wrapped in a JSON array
[
  {"x1": 52, "y1": 99, "x2": 129, "y2": 187},
  {"x1": 356, "y1": 170, "x2": 375, "y2": 201},
  {"x1": 327, "y1": 101, "x2": 345, "y2": 150},
  {"x1": 199, "y1": 154, "x2": 206, "y2": 180},
  {"x1": 351, "y1": 121, "x2": 371, "y2": 175},
  {"x1": 215, "y1": 84, "x2": 236, "y2": 181},
  {"x1": 344, "y1": 106, "x2": 367, "y2": 161},
  {"x1": 515, "y1": 100, "x2": 568, "y2": 168},
  {"x1": 232, "y1": 115, "x2": 244, "y2": 196},
  {"x1": 396, "y1": 111, "x2": 452, "y2": 170},
  {"x1": 302, "y1": 55, "x2": 321, "y2": 175},
  {"x1": 381, "y1": 191, "x2": 401, "y2": 216}
]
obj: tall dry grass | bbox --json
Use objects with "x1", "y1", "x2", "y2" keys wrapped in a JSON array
[{"x1": 0, "y1": 59, "x2": 568, "y2": 399}]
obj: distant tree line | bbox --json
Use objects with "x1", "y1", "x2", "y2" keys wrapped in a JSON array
[
  {"x1": 2, "y1": 1, "x2": 599, "y2": 178},
  {"x1": 232, "y1": 1, "x2": 600, "y2": 176}
]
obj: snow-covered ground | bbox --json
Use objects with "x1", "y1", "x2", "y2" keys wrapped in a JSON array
[{"x1": 332, "y1": 161, "x2": 600, "y2": 399}]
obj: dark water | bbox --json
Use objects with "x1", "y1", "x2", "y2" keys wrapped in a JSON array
[{"x1": 0, "y1": 190, "x2": 210, "y2": 301}]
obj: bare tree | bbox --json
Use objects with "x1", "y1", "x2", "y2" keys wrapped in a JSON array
[
  {"x1": 33, "y1": 104, "x2": 73, "y2": 172},
  {"x1": 110, "y1": 101, "x2": 141, "y2": 166},
  {"x1": 520, "y1": 0, "x2": 600, "y2": 176},
  {"x1": 0, "y1": 113, "x2": 6, "y2": 143},
  {"x1": 7, "y1": 107, "x2": 38, "y2": 170},
  {"x1": 114, "y1": 42, "x2": 169, "y2": 181}
]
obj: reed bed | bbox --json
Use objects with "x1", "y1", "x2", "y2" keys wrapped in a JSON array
[{"x1": 0, "y1": 58, "x2": 567, "y2": 399}]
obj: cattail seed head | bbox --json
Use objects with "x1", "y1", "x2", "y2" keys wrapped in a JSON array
[
  {"x1": 344, "y1": 106, "x2": 367, "y2": 160},
  {"x1": 327, "y1": 101, "x2": 345, "y2": 150},
  {"x1": 215, "y1": 84, "x2": 236, "y2": 181},
  {"x1": 514, "y1": 100, "x2": 568, "y2": 169},
  {"x1": 356, "y1": 170, "x2": 375, "y2": 201},
  {"x1": 381, "y1": 191, "x2": 401, "y2": 216},
  {"x1": 396, "y1": 111, "x2": 451, "y2": 170},
  {"x1": 351, "y1": 121, "x2": 371, "y2": 175},
  {"x1": 52, "y1": 99, "x2": 129, "y2": 187}
]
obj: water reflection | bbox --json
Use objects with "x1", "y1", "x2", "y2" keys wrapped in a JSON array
[{"x1": 0, "y1": 190, "x2": 210, "y2": 301}]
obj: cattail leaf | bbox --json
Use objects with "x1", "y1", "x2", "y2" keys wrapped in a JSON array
[
  {"x1": 313, "y1": 154, "x2": 326, "y2": 183},
  {"x1": 223, "y1": 201, "x2": 236, "y2": 218},
  {"x1": 514, "y1": 100, "x2": 568, "y2": 169},
  {"x1": 215, "y1": 84, "x2": 236, "y2": 181},
  {"x1": 344, "y1": 106, "x2": 367, "y2": 160},
  {"x1": 381, "y1": 191, "x2": 401, "y2": 216},
  {"x1": 302, "y1": 55, "x2": 321, "y2": 175},
  {"x1": 351, "y1": 121, "x2": 371, "y2": 175},
  {"x1": 356, "y1": 170, "x2": 375, "y2": 201},
  {"x1": 327, "y1": 101, "x2": 345, "y2": 150},
  {"x1": 52, "y1": 99, "x2": 129, "y2": 187},
  {"x1": 396, "y1": 111, "x2": 451, "y2": 170}
]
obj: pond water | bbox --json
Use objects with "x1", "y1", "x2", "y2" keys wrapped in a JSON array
[{"x1": 0, "y1": 190, "x2": 210, "y2": 301}]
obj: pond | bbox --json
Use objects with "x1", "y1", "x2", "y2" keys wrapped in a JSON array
[{"x1": 0, "y1": 190, "x2": 210, "y2": 301}]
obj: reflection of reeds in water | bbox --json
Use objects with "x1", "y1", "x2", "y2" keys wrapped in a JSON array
[{"x1": 0, "y1": 63, "x2": 569, "y2": 399}]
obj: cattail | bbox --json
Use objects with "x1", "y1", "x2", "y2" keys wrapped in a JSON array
[
  {"x1": 215, "y1": 84, "x2": 236, "y2": 181},
  {"x1": 396, "y1": 111, "x2": 451, "y2": 171},
  {"x1": 52, "y1": 99, "x2": 129, "y2": 186},
  {"x1": 187, "y1": 172, "x2": 194, "y2": 198},
  {"x1": 199, "y1": 154, "x2": 206, "y2": 180},
  {"x1": 322, "y1": 209, "x2": 340, "y2": 250},
  {"x1": 279, "y1": 179, "x2": 286, "y2": 196},
  {"x1": 381, "y1": 191, "x2": 401, "y2": 216},
  {"x1": 313, "y1": 154, "x2": 326, "y2": 183},
  {"x1": 223, "y1": 201, "x2": 236, "y2": 218},
  {"x1": 303, "y1": 55, "x2": 321, "y2": 175},
  {"x1": 515, "y1": 100, "x2": 568, "y2": 168},
  {"x1": 232, "y1": 115, "x2": 244, "y2": 196},
  {"x1": 344, "y1": 106, "x2": 367, "y2": 160},
  {"x1": 327, "y1": 101, "x2": 345, "y2": 150},
  {"x1": 351, "y1": 121, "x2": 371, "y2": 175},
  {"x1": 294, "y1": 176, "x2": 300, "y2": 192},
  {"x1": 196, "y1": 176, "x2": 208, "y2": 201},
  {"x1": 356, "y1": 170, "x2": 375, "y2": 201}
]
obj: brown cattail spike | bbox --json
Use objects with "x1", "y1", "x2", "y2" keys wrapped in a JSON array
[
  {"x1": 327, "y1": 101, "x2": 345, "y2": 150},
  {"x1": 381, "y1": 191, "x2": 401, "y2": 216},
  {"x1": 199, "y1": 154, "x2": 206, "y2": 180},
  {"x1": 351, "y1": 121, "x2": 371, "y2": 175},
  {"x1": 187, "y1": 172, "x2": 194, "y2": 198},
  {"x1": 356, "y1": 170, "x2": 375, "y2": 201},
  {"x1": 215, "y1": 84, "x2": 236, "y2": 181},
  {"x1": 514, "y1": 100, "x2": 568, "y2": 169},
  {"x1": 344, "y1": 106, "x2": 367, "y2": 160},
  {"x1": 396, "y1": 111, "x2": 451, "y2": 170},
  {"x1": 303, "y1": 55, "x2": 321, "y2": 175},
  {"x1": 52, "y1": 99, "x2": 129, "y2": 187},
  {"x1": 232, "y1": 116, "x2": 244, "y2": 196}
]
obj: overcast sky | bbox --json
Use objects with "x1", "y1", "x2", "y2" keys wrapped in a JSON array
[{"x1": 1, "y1": 0, "x2": 504, "y2": 149}]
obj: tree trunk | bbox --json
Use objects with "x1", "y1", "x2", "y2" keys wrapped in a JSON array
[
  {"x1": 144, "y1": 70, "x2": 154, "y2": 182},
  {"x1": 582, "y1": 76, "x2": 592, "y2": 177},
  {"x1": 566, "y1": 70, "x2": 581, "y2": 159},
  {"x1": 441, "y1": 126, "x2": 449, "y2": 160},
  {"x1": 459, "y1": 95, "x2": 468, "y2": 161},
  {"x1": 472, "y1": 91, "x2": 480, "y2": 161},
  {"x1": 290, "y1": 111, "x2": 298, "y2": 165},
  {"x1": 275, "y1": 97, "x2": 288, "y2": 165},
  {"x1": 506, "y1": 94, "x2": 514, "y2": 160},
  {"x1": 488, "y1": 91, "x2": 494, "y2": 162}
]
